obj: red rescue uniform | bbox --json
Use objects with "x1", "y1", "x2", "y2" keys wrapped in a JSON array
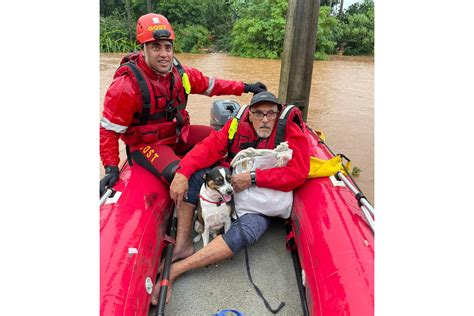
[
  {"x1": 177, "y1": 106, "x2": 310, "y2": 192},
  {"x1": 100, "y1": 52, "x2": 245, "y2": 168}
]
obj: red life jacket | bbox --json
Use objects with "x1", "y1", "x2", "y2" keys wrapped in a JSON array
[
  {"x1": 115, "y1": 52, "x2": 190, "y2": 146},
  {"x1": 227, "y1": 104, "x2": 305, "y2": 161}
]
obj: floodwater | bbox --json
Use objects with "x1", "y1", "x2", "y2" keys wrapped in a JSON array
[{"x1": 100, "y1": 53, "x2": 374, "y2": 203}]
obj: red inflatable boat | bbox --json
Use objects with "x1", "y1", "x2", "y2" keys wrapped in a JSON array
[
  {"x1": 100, "y1": 102, "x2": 374, "y2": 316},
  {"x1": 289, "y1": 128, "x2": 374, "y2": 315},
  {"x1": 100, "y1": 162, "x2": 173, "y2": 316}
]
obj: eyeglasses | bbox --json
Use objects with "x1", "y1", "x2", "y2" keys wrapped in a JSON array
[{"x1": 250, "y1": 110, "x2": 278, "y2": 120}]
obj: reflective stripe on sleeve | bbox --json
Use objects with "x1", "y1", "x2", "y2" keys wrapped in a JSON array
[
  {"x1": 100, "y1": 117, "x2": 128, "y2": 133},
  {"x1": 204, "y1": 77, "x2": 215, "y2": 96}
]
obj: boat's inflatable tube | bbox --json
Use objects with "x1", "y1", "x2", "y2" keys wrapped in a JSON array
[
  {"x1": 99, "y1": 117, "x2": 374, "y2": 316},
  {"x1": 291, "y1": 134, "x2": 374, "y2": 315},
  {"x1": 100, "y1": 162, "x2": 173, "y2": 315}
]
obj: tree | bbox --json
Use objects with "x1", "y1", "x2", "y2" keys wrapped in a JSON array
[
  {"x1": 204, "y1": 0, "x2": 235, "y2": 50},
  {"x1": 155, "y1": 0, "x2": 208, "y2": 26},
  {"x1": 345, "y1": 0, "x2": 374, "y2": 17},
  {"x1": 99, "y1": 0, "x2": 374, "y2": 56},
  {"x1": 230, "y1": 0, "x2": 288, "y2": 58},
  {"x1": 314, "y1": 6, "x2": 340, "y2": 59},
  {"x1": 339, "y1": 0, "x2": 344, "y2": 19},
  {"x1": 337, "y1": 0, "x2": 374, "y2": 55},
  {"x1": 125, "y1": 0, "x2": 133, "y2": 41},
  {"x1": 100, "y1": 0, "x2": 123, "y2": 16},
  {"x1": 320, "y1": 0, "x2": 340, "y2": 15},
  {"x1": 100, "y1": 10, "x2": 139, "y2": 52}
]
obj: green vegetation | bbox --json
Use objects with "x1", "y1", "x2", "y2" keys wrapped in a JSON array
[
  {"x1": 100, "y1": 0, "x2": 374, "y2": 59},
  {"x1": 173, "y1": 24, "x2": 212, "y2": 53},
  {"x1": 339, "y1": 1, "x2": 374, "y2": 55},
  {"x1": 351, "y1": 166, "x2": 362, "y2": 177},
  {"x1": 100, "y1": 10, "x2": 139, "y2": 53},
  {"x1": 313, "y1": 6, "x2": 340, "y2": 60},
  {"x1": 230, "y1": 0, "x2": 288, "y2": 59}
]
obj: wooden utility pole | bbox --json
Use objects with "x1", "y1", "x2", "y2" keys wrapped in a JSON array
[
  {"x1": 125, "y1": 0, "x2": 133, "y2": 41},
  {"x1": 279, "y1": 0, "x2": 320, "y2": 121},
  {"x1": 147, "y1": 0, "x2": 153, "y2": 12}
]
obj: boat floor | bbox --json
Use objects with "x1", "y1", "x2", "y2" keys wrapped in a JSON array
[{"x1": 148, "y1": 219, "x2": 304, "y2": 315}]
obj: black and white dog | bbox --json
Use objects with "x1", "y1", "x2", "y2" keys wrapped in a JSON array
[{"x1": 194, "y1": 166, "x2": 234, "y2": 247}]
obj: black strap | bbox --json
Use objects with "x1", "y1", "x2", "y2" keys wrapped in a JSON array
[
  {"x1": 165, "y1": 72, "x2": 184, "y2": 138},
  {"x1": 161, "y1": 160, "x2": 180, "y2": 184},
  {"x1": 122, "y1": 57, "x2": 189, "y2": 127},
  {"x1": 274, "y1": 105, "x2": 305, "y2": 147},
  {"x1": 274, "y1": 105, "x2": 297, "y2": 147},
  {"x1": 130, "y1": 103, "x2": 187, "y2": 124},
  {"x1": 129, "y1": 149, "x2": 180, "y2": 185},
  {"x1": 234, "y1": 211, "x2": 285, "y2": 314},
  {"x1": 121, "y1": 61, "x2": 152, "y2": 125},
  {"x1": 125, "y1": 145, "x2": 133, "y2": 166}
]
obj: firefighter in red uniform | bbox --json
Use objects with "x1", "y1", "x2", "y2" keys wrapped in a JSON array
[
  {"x1": 151, "y1": 92, "x2": 310, "y2": 304},
  {"x1": 100, "y1": 13, "x2": 267, "y2": 195}
]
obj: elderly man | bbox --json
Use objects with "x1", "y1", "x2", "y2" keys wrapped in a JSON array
[
  {"x1": 100, "y1": 13, "x2": 267, "y2": 196},
  {"x1": 151, "y1": 91, "x2": 310, "y2": 304}
]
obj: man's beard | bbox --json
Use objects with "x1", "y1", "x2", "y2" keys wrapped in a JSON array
[{"x1": 256, "y1": 126, "x2": 271, "y2": 138}]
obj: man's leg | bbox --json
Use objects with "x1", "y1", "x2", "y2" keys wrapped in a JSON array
[
  {"x1": 175, "y1": 125, "x2": 214, "y2": 155},
  {"x1": 151, "y1": 213, "x2": 271, "y2": 304},
  {"x1": 172, "y1": 201, "x2": 196, "y2": 261},
  {"x1": 172, "y1": 168, "x2": 210, "y2": 261},
  {"x1": 151, "y1": 235, "x2": 233, "y2": 305}
]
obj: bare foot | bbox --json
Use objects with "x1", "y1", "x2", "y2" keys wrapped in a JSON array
[
  {"x1": 172, "y1": 244, "x2": 194, "y2": 262},
  {"x1": 151, "y1": 270, "x2": 175, "y2": 306},
  {"x1": 165, "y1": 285, "x2": 173, "y2": 304},
  {"x1": 157, "y1": 245, "x2": 194, "y2": 275},
  {"x1": 150, "y1": 281, "x2": 161, "y2": 306}
]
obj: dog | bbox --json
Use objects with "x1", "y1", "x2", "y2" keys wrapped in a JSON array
[{"x1": 193, "y1": 166, "x2": 234, "y2": 247}]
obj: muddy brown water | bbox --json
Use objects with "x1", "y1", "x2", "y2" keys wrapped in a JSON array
[{"x1": 100, "y1": 53, "x2": 374, "y2": 203}]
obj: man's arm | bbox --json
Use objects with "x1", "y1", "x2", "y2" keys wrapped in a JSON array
[
  {"x1": 184, "y1": 66, "x2": 244, "y2": 96},
  {"x1": 100, "y1": 75, "x2": 140, "y2": 167},
  {"x1": 176, "y1": 120, "x2": 232, "y2": 179},
  {"x1": 169, "y1": 120, "x2": 232, "y2": 206},
  {"x1": 231, "y1": 172, "x2": 252, "y2": 193},
  {"x1": 169, "y1": 172, "x2": 188, "y2": 209},
  {"x1": 253, "y1": 123, "x2": 311, "y2": 192},
  {"x1": 184, "y1": 66, "x2": 266, "y2": 97}
]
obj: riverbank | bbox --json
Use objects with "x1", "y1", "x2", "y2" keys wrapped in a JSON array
[{"x1": 329, "y1": 54, "x2": 374, "y2": 62}]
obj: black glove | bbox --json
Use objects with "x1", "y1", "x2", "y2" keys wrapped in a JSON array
[
  {"x1": 244, "y1": 82, "x2": 267, "y2": 94},
  {"x1": 100, "y1": 166, "x2": 120, "y2": 196}
]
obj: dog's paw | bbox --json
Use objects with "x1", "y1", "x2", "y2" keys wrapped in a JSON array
[
  {"x1": 194, "y1": 220, "x2": 204, "y2": 233},
  {"x1": 193, "y1": 234, "x2": 202, "y2": 243}
]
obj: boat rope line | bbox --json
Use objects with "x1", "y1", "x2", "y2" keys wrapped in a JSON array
[
  {"x1": 308, "y1": 126, "x2": 375, "y2": 231},
  {"x1": 234, "y1": 210, "x2": 286, "y2": 314},
  {"x1": 310, "y1": 126, "x2": 370, "y2": 200},
  {"x1": 335, "y1": 172, "x2": 375, "y2": 231},
  {"x1": 284, "y1": 221, "x2": 310, "y2": 316}
]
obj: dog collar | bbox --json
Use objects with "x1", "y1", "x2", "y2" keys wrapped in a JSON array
[{"x1": 198, "y1": 194, "x2": 224, "y2": 206}]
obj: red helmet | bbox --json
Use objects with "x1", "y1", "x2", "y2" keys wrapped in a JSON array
[{"x1": 136, "y1": 13, "x2": 175, "y2": 44}]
